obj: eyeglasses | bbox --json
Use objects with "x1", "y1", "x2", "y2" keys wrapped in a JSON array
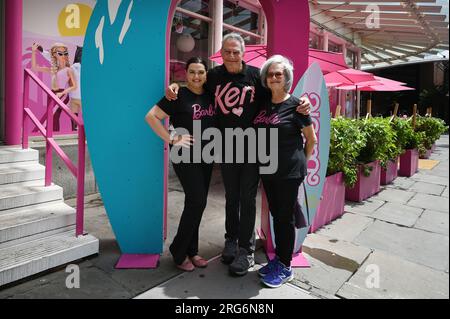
[
  {"x1": 267, "y1": 71, "x2": 284, "y2": 79},
  {"x1": 56, "y1": 51, "x2": 69, "y2": 57}
]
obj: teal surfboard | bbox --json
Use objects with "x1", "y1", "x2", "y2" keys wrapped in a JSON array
[{"x1": 83, "y1": 0, "x2": 173, "y2": 258}]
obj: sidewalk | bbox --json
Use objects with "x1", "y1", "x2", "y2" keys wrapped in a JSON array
[{"x1": 0, "y1": 136, "x2": 448, "y2": 299}]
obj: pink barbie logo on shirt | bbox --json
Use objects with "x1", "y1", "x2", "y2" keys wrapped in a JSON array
[
  {"x1": 253, "y1": 110, "x2": 281, "y2": 125},
  {"x1": 214, "y1": 82, "x2": 255, "y2": 116},
  {"x1": 192, "y1": 104, "x2": 215, "y2": 120}
]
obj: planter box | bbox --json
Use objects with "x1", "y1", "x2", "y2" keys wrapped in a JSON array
[
  {"x1": 420, "y1": 148, "x2": 432, "y2": 159},
  {"x1": 399, "y1": 149, "x2": 419, "y2": 177},
  {"x1": 310, "y1": 172, "x2": 345, "y2": 233},
  {"x1": 380, "y1": 158, "x2": 399, "y2": 185},
  {"x1": 345, "y1": 161, "x2": 381, "y2": 202}
]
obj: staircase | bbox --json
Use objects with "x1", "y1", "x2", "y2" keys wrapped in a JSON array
[{"x1": 0, "y1": 146, "x2": 99, "y2": 287}]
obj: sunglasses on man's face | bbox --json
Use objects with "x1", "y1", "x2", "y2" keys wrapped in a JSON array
[{"x1": 56, "y1": 51, "x2": 69, "y2": 57}]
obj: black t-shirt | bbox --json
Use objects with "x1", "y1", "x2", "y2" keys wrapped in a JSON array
[
  {"x1": 206, "y1": 62, "x2": 269, "y2": 130},
  {"x1": 254, "y1": 95, "x2": 313, "y2": 180},
  {"x1": 157, "y1": 87, "x2": 217, "y2": 161}
]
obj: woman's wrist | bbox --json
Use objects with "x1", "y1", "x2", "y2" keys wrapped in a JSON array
[{"x1": 169, "y1": 130, "x2": 177, "y2": 145}]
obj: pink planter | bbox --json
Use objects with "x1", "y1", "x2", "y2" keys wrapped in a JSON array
[
  {"x1": 345, "y1": 161, "x2": 381, "y2": 202},
  {"x1": 420, "y1": 148, "x2": 432, "y2": 159},
  {"x1": 380, "y1": 158, "x2": 399, "y2": 185},
  {"x1": 399, "y1": 149, "x2": 419, "y2": 177},
  {"x1": 310, "y1": 172, "x2": 345, "y2": 233}
]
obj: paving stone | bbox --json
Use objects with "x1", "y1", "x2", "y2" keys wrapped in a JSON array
[
  {"x1": 371, "y1": 202, "x2": 423, "y2": 227},
  {"x1": 337, "y1": 250, "x2": 449, "y2": 299},
  {"x1": 407, "y1": 193, "x2": 449, "y2": 213},
  {"x1": 303, "y1": 233, "x2": 372, "y2": 267},
  {"x1": 408, "y1": 181, "x2": 446, "y2": 196},
  {"x1": 414, "y1": 210, "x2": 449, "y2": 236},
  {"x1": 355, "y1": 220, "x2": 449, "y2": 271},
  {"x1": 293, "y1": 253, "x2": 355, "y2": 296},
  {"x1": 410, "y1": 173, "x2": 449, "y2": 186},
  {"x1": 384, "y1": 177, "x2": 416, "y2": 190},
  {"x1": 0, "y1": 261, "x2": 133, "y2": 299},
  {"x1": 135, "y1": 257, "x2": 315, "y2": 299},
  {"x1": 426, "y1": 168, "x2": 449, "y2": 178},
  {"x1": 316, "y1": 213, "x2": 374, "y2": 242},
  {"x1": 442, "y1": 187, "x2": 449, "y2": 198},
  {"x1": 371, "y1": 188, "x2": 416, "y2": 204},
  {"x1": 344, "y1": 199, "x2": 385, "y2": 217}
]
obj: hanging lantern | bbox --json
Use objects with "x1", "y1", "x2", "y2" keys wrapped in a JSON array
[{"x1": 176, "y1": 34, "x2": 195, "y2": 53}]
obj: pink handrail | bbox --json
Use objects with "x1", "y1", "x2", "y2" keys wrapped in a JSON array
[{"x1": 22, "y1": 68, "x2": 86, "y2": 237}]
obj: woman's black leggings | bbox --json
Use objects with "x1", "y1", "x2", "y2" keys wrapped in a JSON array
[
  {"x1": 170, "y1": 162, "x2": 213, "y2": 265},
  {"x1": 262, "y1": 177, "x2": 303, "y2": 267}
]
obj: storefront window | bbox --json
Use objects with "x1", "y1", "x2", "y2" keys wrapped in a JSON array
[
  {"x1": 328, "y1": 41, "x2": 342, "y2": 53},
  {"x1": 223, "y1": 29, "x2": 259, "y2": 45},
  {"x1": 346, "y1": 49, "x2": 356, "y2": 68},
  {"x1": 309, "y1": 32, "x2": 321, "y2": 49},
  {"x1": 170, "y1": 11, "x2": 210, "y2": 83},
  {"x1": 179, "y1": 0, "x2": 210, "y2": 17},
  {"x1": 223, "y1": 0, "x2": 262, "y2": 44},
  {"x1": 223, "y1": 0, "x2": 260, "y2": 35}
]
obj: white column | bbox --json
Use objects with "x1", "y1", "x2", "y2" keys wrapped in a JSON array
[
  {"x1": 342, "y1": 44, "x2": 347, "y2": 58},
  {"x1": 356, "y1": 49, "x2": 362, "y2": 69},
  {"x1": 322, "y1": 32, "x2": 329, "y2": 51},
  {"x1": 212, "y1": 0, "x2": 223, "y2": 56}
]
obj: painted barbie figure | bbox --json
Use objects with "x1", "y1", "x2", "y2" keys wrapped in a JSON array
[
  {"x1": 32, "y1": 42, "x2": 77, "y2": 132},
  {"x1": 69, "y1": 46, "x2": 83, "y2": 131}
]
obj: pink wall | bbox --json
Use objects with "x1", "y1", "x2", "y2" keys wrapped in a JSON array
[{"x1": 5, "y1": 0, "x2": 23, "y2": 145}]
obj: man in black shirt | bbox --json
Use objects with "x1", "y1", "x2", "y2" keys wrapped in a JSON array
[{"x1": 166, "y1": 33, "x2": 311, "y2": 276}]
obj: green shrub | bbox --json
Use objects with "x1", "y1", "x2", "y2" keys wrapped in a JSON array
[
  {"x1": 390, "y1": 117, "x2": 423, "y2": 152},
  {"x1": 327, "y1": 118, "x2": 366, "y2": 187},
  {"x1": 415, "y1": 116, "x2": 448, "y2": 156},
  {"x1": 357, "y1": 117, "x2": 398, "y2": 168}
]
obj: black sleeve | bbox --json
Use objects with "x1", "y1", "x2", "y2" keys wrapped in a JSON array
[
  {"x1": 205, "y1": 69, "x2": 216, "y2": 94},
  {"x1": 156, "y1": 96, "x2": 177, "y2": 117},
  {"x1": 254, "y1": 71, "x2": 270, "y2": 111},
  {"x1": 295, "y1": 113, "x2": 313, "y2": 129}
]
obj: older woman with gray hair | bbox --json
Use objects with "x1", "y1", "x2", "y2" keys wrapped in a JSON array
[{"x1": 254, "y1": 55, "x2": 317, "y2": 288}]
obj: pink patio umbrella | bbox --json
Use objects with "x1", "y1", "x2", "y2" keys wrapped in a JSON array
[
  {"x1": 374, "y1": 76, "x2": 407, "y2": 86},
  {"x1": 209, "y1": 45, "x2": 349, "y2": 74},
  {"x1": 337, "y1": 83, "x2": 415, "y2": 117},
  {"x1": 324, "y1": 69, "x2": 379, "y2": 86},
  {"x1": 337, "y1": 83, "x2": 415, "y2": 92},
  {"x1": 339, "y1": 85, "x2": 415, "y2": 92}
]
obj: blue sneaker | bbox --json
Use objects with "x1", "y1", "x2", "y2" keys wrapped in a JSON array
[
  {"x1": 260, "y1": 261, "x2": 294, "y2": 288},
  {"x1": 258, "y1": 256, "x2": 279, "y2": 277}
]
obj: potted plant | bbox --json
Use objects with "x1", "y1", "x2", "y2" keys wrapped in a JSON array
[
  {"x1": 345, "y1": 117, "x2": 395, "y2": 202},
  {"x1": 415, "y1": 116, "x2": 448, "y2": 158},
  {"x1": 392, "y1": 118, "x2": 424, "y2": 177},
  {"x1": 311, "y1": 118, "x2": 366, "y2": 232},
  {"x1": 381, "y1": 118, "x2": 403, "y2": 185}
]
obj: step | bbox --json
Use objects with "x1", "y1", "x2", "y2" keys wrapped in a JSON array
[
  {"x1": 0, "y1": 162, "x2": 45, "y2": 185},
  {"x1": 0, "y1": 201, "x2": 76, "y2": 245},
  {"x1": 0, "y1": 147, "x2": 39, "y2": 164},
  {"x1": 0, "y1": 231, "x2": 99, "y2": 287},
  {"x1": 0, "y1": 180, "x2": 63, "y2": 211}
]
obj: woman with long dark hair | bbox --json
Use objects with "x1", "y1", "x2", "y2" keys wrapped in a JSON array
[{"x1": 145, "y1": 57, "x2": 216, "y2": 271}]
